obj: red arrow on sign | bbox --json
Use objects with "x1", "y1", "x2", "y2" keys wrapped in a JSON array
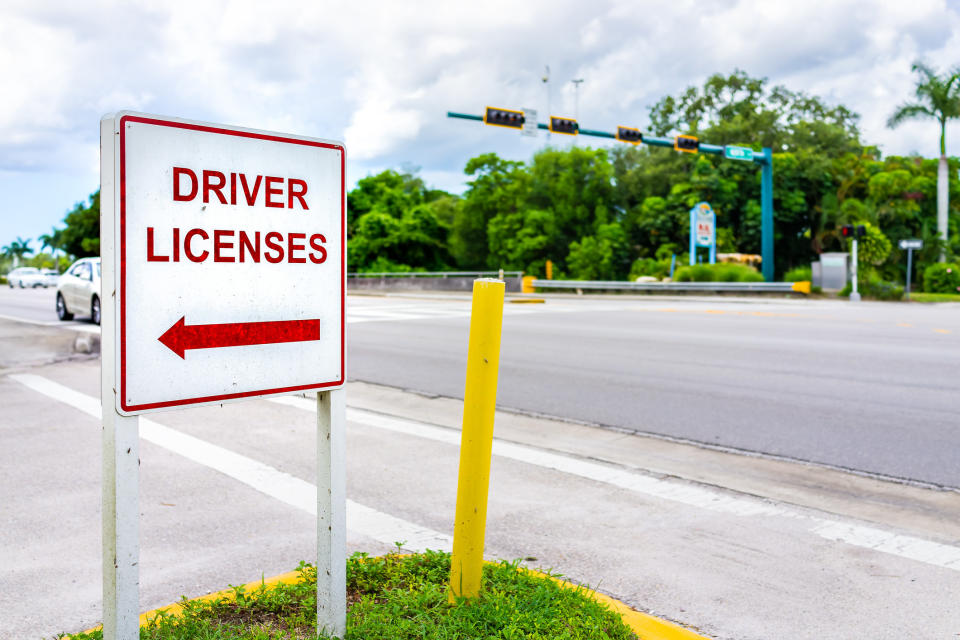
[{"x1": 158, "y1": 316, "x2": 320, "y2": 359}]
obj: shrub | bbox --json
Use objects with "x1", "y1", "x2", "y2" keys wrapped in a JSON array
[
  {"x1": 839, "y1": 274, "x2": 904, "y2": 301},
  {"x1": 922, "y1": 263, "x2": 960, "y2": 294},
  {"x1": 673, "y1": 263, "x2": 764, "y2": 282},
  {"x1": 784, "y1": 266, "x2": 812, "y2": 282},
  {"x1": 628, "y1": 257, "x2": 671, "y2": 280}
]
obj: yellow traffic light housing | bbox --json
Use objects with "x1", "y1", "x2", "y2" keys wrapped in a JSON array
[
  {"x1": 484, "y1": 107, "x2": 525, "y2": 129},
  {"x1": 616, "y1": 126, "x2": 643, "y2": 145},
  {"x1": 549, "y1": 116, "x2": 578, "y2": 135},
  {"x1": 674, "y1": 134, "x2": 699, "y2": 153}
]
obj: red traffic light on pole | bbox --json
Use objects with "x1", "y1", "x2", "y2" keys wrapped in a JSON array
[
  {"x1": 674, "y1": 134, "x2": 699, "y2": 153},
  {"x1": 549, "y1": 116, "x2": 578, "y2": 135},
  {"x1": 841, "y1": 225, "x2": 854, "y2": 238},
  {"x1": 616, "y1": 126, "x2": 643, "y2": 144},
  {"x1": 484, "y1": 107, "x2": 525, "y2": 129}
]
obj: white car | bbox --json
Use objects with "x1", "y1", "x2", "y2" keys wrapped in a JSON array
[
  {"x1": 6, "y1": 267, "x2": 44, "y2": 288},
  {"x1": 56, "y1": 258, "x2": 101, "y2": 324},
  {"x1": 41, "y1": 269, "x2": 60, "y2": 287}
]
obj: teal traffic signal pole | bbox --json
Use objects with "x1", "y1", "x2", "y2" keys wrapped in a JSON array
[
  {"x1": 758, "y1": 148, "x2": 774, "y2": 282},
  {"x1": 447, "y1": 111, "x2": 776, "y2": 280}
]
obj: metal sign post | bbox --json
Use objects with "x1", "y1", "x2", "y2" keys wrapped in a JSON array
[
  {"x1": 100, "y1": 115, "x2": 141, "y2": 640},
  {"x1": 899, "y1": 239, "x2": 924, "y2": 300},
  {"x1": 99, "y1": 112, "x2": 346, "y2": 639},
  {"x1": 850, "y1": 239, "x2": 861, "y2": 302}
]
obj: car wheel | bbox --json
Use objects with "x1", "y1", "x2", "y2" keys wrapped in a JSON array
[
  {"x1": 91, "y1": 295, "x2": 101, "y2": 325},
  {"x1": 57, "y1": 293, "x2": 74, "y2": 321}
]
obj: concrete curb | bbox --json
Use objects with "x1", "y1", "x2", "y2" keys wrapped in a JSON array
[{"x1": 75, "y1": 563, "x2": 710, "y2": 639}]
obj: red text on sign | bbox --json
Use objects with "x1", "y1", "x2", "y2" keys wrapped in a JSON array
[
  {"x1": 147, "y1": 227, "x2": 327, "y2": 264},
  {"x1": 173, "y1": 167, "x2": 309, "y2": 210}
]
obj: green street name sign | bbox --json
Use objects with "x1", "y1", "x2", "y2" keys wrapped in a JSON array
[{"x1": 724, "y1": 145, "x2": 754, "y2": 161}]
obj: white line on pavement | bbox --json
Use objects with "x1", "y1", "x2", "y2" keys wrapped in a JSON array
[
  {"x1": 8, "y1": 374, "x2": 452, "y2": 553},
  {"x1": 269, "y1": 395, "x2": 960, "y2": 573}
]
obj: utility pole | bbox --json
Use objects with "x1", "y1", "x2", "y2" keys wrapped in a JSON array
[
  {"x1": 571, "y1": 78, "x2": 584, "y2": 120},
  {"x1": 542, "y1": 66, "x2": 551, "y2": 142}
]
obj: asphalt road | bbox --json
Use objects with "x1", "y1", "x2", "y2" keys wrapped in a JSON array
[
  {"x1": 0, "y1": 285, "x2": 95, "y2": 324},
  {"x1": 348, "y1": 294, "x2": 960, "y2": 488},
  {"x1": 4, "y1": 287, "x2": 960, "y2": 486}
]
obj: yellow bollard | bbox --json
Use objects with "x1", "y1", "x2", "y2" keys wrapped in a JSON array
[
  {"x1": 449, "y1": 278, "x2": 505, "y2": 602},
  {"x1": 545, "y1": 259, "x2": 553, "y2": 280},
  {"x1": 521, "y1": 275, "x2": 535, "y2": 293}
]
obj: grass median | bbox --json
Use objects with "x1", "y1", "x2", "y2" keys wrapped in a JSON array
[
  {"x1": 63, "y1": 550, "x2": 638, "y2": 640},
  {"x1": 907, "y1": 292, "x2": 960, "y2": 303}
]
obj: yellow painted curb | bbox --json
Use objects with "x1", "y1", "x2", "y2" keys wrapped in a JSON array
[
  {"x1": 76, "y1": 569, "x2": 304, "y2": 635},
  {"x1": 509, "y1": 298, "x2": 546, "y2": 304},
  {"x1": 75, "y1": 561, "x2": 710, "y2": 640}
]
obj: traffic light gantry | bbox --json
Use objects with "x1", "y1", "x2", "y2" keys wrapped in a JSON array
[{"x1": 446, "y1": 108, "x2": 776, "y2": 282}]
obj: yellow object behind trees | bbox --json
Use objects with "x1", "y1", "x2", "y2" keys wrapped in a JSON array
[{"x1": 449, "y1": 279, "x2": 505, "y2": 601}]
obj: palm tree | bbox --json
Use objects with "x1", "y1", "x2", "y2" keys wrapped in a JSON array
[
  {"x1": 39, "y1": 227, "x2": 65, "y2": 272},
  {"x1": 2, "y1": 237, "x2": 33, "y2": 268},
  {"x1": 887, "y1": 61, "x2": 960, "y2": 261}
]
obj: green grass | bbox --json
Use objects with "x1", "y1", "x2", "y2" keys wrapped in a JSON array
[
  {"x1": 908, "y1": 292, "x2": 960, "y2": 302},
  {"x1": 61, "y1": 551, "x2": 637, "y2": 640}
]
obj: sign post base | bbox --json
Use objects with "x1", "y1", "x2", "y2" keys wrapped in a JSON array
[{"x1": 317, "y1": 389, "x2": 346, "y2": 636}]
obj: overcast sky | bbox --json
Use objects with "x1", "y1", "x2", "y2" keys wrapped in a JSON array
[{"x1": 2, "y1": 0, "x2": 959, "y2": 251}]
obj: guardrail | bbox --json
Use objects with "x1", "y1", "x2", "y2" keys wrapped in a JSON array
[
  {"x1": 529, "y1": 279, "x2": 811, "y2": 294},
  {"x1": 348, "y1": 271, "x2": 524, "y2": 293}
]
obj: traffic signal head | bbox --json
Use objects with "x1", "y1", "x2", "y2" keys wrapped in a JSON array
[
  {"x1": 856, "y1": 225, "x2": 866, "y2": 238},
  {"x1": 550, "y1": 116, "x2": 578, "y2": 135},
  {"x1": 484, "y1": 107, "x2": 525, "y2": 129},
  {"x1": 674, "y1": 134, "x2": 699, "y2": 153},
  {"x1": 616, "y1": 126, "x2": 643, "y2": 145},
  {"x1": 841, "y1": 225, "x2": 854, "y2": 238}
]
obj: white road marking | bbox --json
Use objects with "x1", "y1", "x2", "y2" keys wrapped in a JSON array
[
  {"x1": 8, "y1": 374, "x2": 452, "y2": 553},
  {"x1": 0, "y1": 313, "x2": 62, "y2": 326},
  {"x1": 271, "y1": 396, "x2": 960, "y2": 573}
]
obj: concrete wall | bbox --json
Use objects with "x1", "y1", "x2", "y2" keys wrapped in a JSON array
[{"x1": 348, "y1": 275, "x2": 522, "y2": 293}]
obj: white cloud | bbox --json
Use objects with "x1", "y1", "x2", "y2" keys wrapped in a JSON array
[{"x1": 2, "y1": 0, "x2": 960, "y2": 245}]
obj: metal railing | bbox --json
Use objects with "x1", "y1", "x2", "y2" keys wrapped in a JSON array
[{"x1": 531, "y1": 279, "x2": 806, "y2": 294}]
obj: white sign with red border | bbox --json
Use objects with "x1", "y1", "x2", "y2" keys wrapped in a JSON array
[{"x1": 110, "y1": 112, "x2": 345, "y2": 415}]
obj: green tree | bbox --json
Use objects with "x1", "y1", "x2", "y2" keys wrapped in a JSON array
[
  {"x1": 451, "y1": 154, "x2": 527, "y2": 269},
  {"x1": 487, "y1": 208, "x2": 557, "y2": 275},
  {"x1": 566, "y1": 223, "x2": 631, "y2": 280},
  {"x1": 38, "y1": 227, "x2": 65, "y2": 272},
  {"x1": 61, "y1": 190, "x2": 100, "y2": 257},
  {"x1": 887, "y1": 61, "x2": 960, "y2": 261}
]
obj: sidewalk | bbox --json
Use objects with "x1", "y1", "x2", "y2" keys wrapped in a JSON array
[{"x1": 3, "y1": 358, "x2": 959, "y2": 639}]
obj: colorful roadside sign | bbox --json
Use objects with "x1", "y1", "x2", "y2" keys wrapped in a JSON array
[
  {"x1": 694, "y1": 203, "x2": 715, "y2": 247},
  {"x1": 689, "y1": 202, "x2": 717, "y2": 265},
  {"x1": 107, "y1": 112, "x2": 345, "y2": 415}
]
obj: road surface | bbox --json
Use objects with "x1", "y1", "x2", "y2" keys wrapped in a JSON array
[
  {"x1": 4, "y1": 287, "x2": 959, "y2": 486},
  {"x1": 348, "y1": 293, "x2": 960, "y2": 488}
]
